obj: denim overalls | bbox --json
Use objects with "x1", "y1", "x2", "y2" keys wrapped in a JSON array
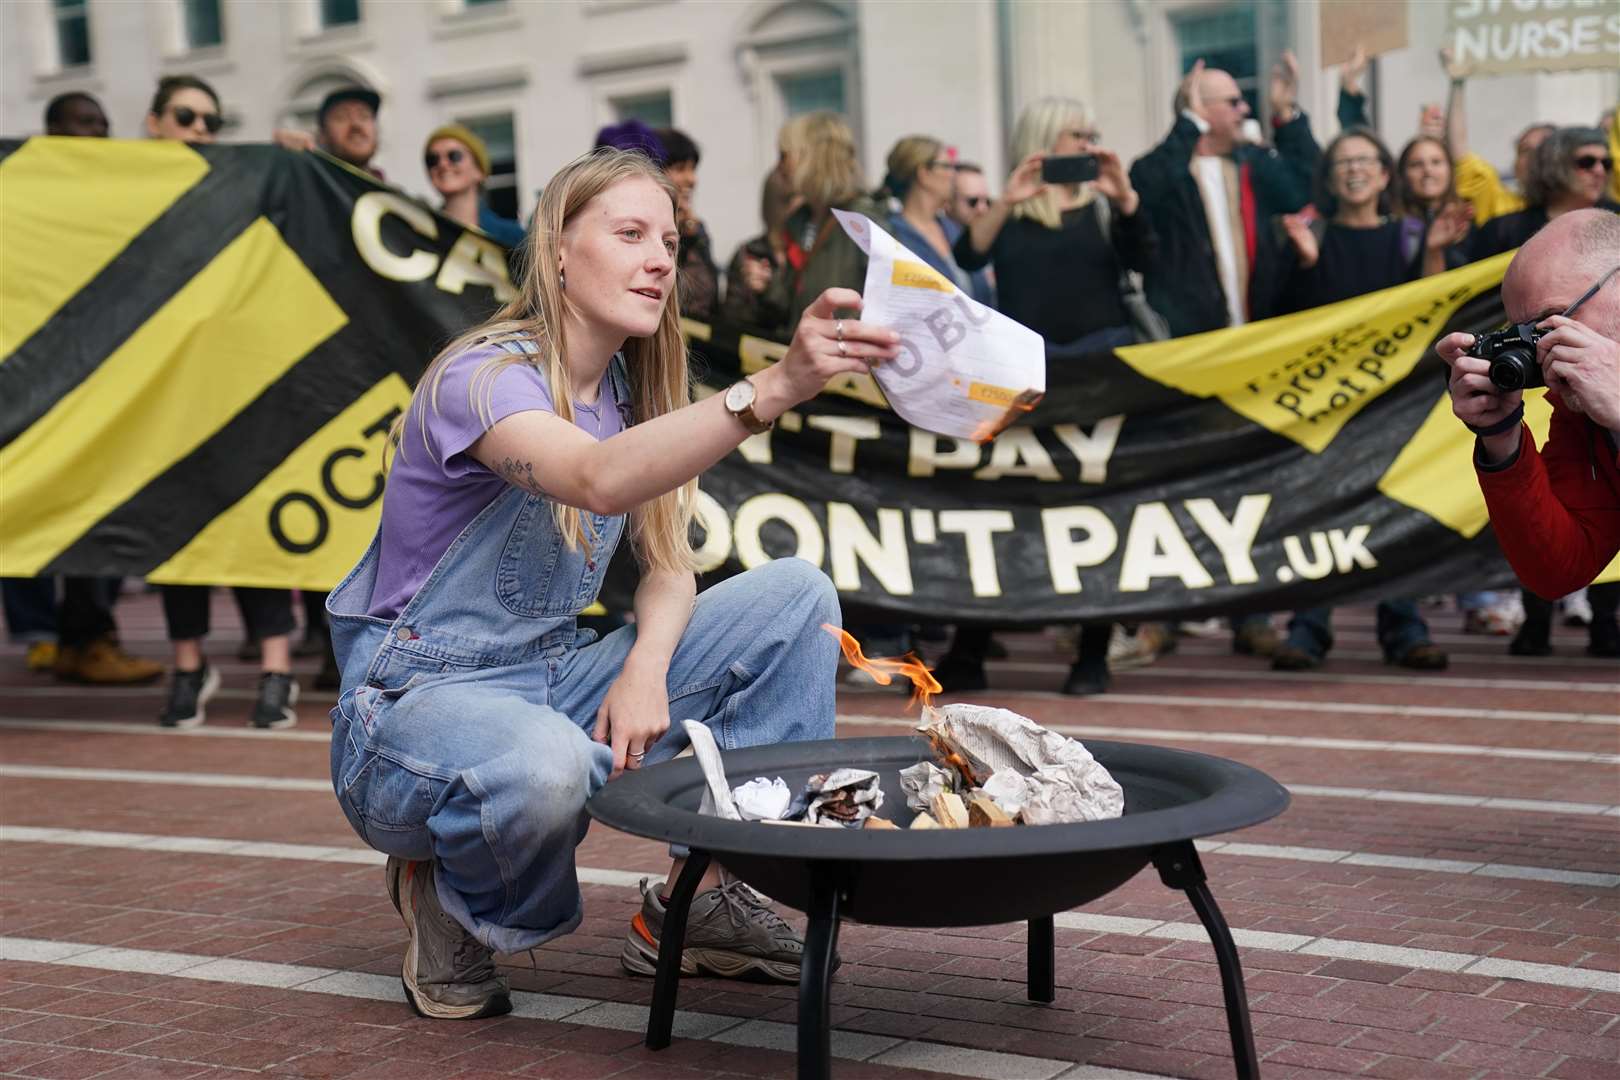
[{"x1": 325, "y1": 355, "x2": 840, "y2": 955}]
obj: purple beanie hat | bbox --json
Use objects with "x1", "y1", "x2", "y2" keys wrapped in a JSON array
[{"x1": 593, "y1": 119, "x2": 667, "y2": 164}]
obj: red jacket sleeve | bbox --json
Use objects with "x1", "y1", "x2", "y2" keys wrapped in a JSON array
[{"x1": 1476, "y1": 397, "x2": 1620, "y2": 599}]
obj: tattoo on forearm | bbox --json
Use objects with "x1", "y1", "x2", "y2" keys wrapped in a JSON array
[{"x1": 496, "y1": 456, "x2": 547, "y2": 496}]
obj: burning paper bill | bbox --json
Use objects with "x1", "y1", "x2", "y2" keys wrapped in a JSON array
[{"x1": 831, "y1": 210, "x2": 1044, "y2": 442}]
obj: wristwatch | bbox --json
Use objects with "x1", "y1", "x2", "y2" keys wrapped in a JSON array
[{"x1": 724, "y1": 378, "x2": 772, "y2": 434}]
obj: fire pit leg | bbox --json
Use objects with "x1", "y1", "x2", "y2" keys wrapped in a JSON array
[
  {"x1": 1153, "y1": 843, "x2": 1258, "y2": 1080},
  {"x1": 645, "y1": 849, "x2": 712, "y2": 1051},
  {"x1": 1027, "y1": 916, "x2": 1055, "y2": 1003},
  {"x1": 797, "y1": 868, "x2": 843, "y2": 1080}
]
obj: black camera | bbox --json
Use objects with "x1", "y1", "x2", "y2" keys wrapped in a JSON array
[{"x1": 1468, "y1": 323, "x2": 1546, "y2": 392}]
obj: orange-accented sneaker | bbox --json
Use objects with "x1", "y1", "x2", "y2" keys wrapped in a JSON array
[{"x1": 620, "y1": 874, "x2": 808, "y2": 983}]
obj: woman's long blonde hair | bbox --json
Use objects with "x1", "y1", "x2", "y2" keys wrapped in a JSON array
[
  {"x1": 397, "y1": 149, "x2": 696, "y2": 574},
  {"x1": 782, "y1": 111, "x2": 864, "y2": 210},
  {"x1": 1010, "y1": 96, "x2": 1096, "y2": 229}
]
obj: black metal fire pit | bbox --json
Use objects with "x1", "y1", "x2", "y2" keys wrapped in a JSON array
[{"x1": 588, "y1": 735, "x2": 1289, "y2": 1080}]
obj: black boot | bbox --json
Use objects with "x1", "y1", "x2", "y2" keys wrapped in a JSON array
[{"x1": 1061, "y1": 625, "x2": 1111, "y2": 696}]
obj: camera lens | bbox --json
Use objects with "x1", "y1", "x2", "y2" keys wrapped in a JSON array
[{"x1": 1488, "y1": 347, "x2": 1542, "y2": 392}]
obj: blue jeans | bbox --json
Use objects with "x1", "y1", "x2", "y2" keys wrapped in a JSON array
[
  {"x1": 331, "y1": 558, "x2": 838, "y2": 955},
  {"x1": 1285, "y1": 599, "x2": 1430, "y2": 661}
]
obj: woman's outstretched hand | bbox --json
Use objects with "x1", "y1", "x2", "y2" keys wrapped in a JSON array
[{"x1": 756, "y1": 288, "x2": 902, "y2": 413}]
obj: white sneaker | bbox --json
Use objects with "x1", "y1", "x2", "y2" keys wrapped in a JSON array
[
  {"x1": 1562, "y1": 589, "x2": 1593, "y2": 627},
  {"x1": 1108, "y1": 626, "x2": 1165, "y2": 671},
  {"x1": 1176, "y1": 618, "x2": 1225, "y2": 638}
]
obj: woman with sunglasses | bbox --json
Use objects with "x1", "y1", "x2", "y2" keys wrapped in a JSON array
[
  {"x1": 422, "y1": 124, "x2": 525, "y2": 250},
  {"x1": 145, "y1": 75, "x2": 223, "y2": 143},
  {"x1": 880, "y1": 136, "x2": 993, "y2": 307},
  {"x1": 143, "y1": 74, "x2": 301, "y2": 729},
  {"x1": 1463, "y1": 127, "x2": 1616, "y2": 264}
]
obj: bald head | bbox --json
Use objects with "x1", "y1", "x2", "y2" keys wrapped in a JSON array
[
  {"x1": 1174, "y1": 67, "x2": 1249, "y2": 152},
  {"x1": 1503, "y1": 209, "x2": 1620, "y2": 335}
]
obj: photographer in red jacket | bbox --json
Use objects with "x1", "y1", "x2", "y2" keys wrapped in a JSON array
[{"x1": 1437, "y1": 208, "x2": 1620, "y2": 656}]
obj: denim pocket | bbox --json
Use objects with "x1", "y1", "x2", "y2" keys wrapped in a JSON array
[
  {"x1": 495, "y1": 494, "x2": 568, "y2": 617},
  {"x1": 340, "y1": 748, "x2": 437, "y2": 857},
  {"x1": 496, "y1": 495, "x2": 625, "y2": 618},
  {"x1": 356, "y1": 671, "x2": 431, "y2": 734}
]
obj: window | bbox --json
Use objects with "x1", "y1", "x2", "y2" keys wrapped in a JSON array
[
  {"x1": 612, "y1": 91, "x2": 672, "y2": 130},
  {"x1": 183, "y1": 0, "x2": 223, "y2": 48},
  {"x1": 777, "y1": 69, "x2": 845, "y2": 118},
  {"x1": 459, "y1": 113, "x2": 519, "y2": 220},
  {"x1": 320, "y1": 0, "x2": 360, "y2": 28},
  {"x1": 1174, "y1": 3, "x2": 1261, "y2": 117},
  {"x1": 54, "y1": 0, "x2": 91, "y2": 67}
]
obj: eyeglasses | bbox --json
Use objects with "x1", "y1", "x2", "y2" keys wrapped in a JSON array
[
  {"x1": 1220, "y1": 97, "x2": 1245, "y2": 109},
  {"x1": 926, "y1": 159, "x2": 957, "y2": 171},
  {"x1": 424, "y1": 148, "x2": 465, "y2": 169},
  {"x1": 1332, "y1": 154, "x2": 1381, "y2": 171},
  {"x1": 1574, "y1": 154, "x2": 1614, "y2": 172},
  {"x1": 1062, "y1": 129, "x2": 1101, "y2": 143},
  {"x1": 961, "y1": 196, "x2": 989, "y2": 209},
  {"x1": 168, "y1": 105, "x2": 222, "y2": 134},
  {"x1": 1563, "y1": 263, "x2": 1620, "y2": 319}
]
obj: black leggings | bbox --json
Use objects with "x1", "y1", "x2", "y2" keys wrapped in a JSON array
[{"x1": 161, "y1": 585, "x2": 295, "y2": 643}]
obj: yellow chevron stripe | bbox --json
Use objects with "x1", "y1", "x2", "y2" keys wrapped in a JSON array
[
  {"x1": 1117, "y1": 254, "x2": 1513, "y2": 454},
  {"x1": 0, "y1": 138, "x2": 209, "y2": 361},
  {"x1": 1378, "y1": 388, "x2": 1554, "y2": 539},
  {"x1": 147, "y1": 374, "x2": 410, "y2": 591},
  {"x1": 0, "y1": 217, "x2": 347, "y2": 576}
]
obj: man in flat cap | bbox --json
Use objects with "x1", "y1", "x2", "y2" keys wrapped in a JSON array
[{"x1": 274, "y1": 85, "x2": 382, "y2": 178}]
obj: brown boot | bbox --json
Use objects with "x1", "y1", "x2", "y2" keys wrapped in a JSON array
[
  {"x1": 1233, "y1": 622, "x2": 1280, "y2": 657},
  {"x1": 58, "y1": 638, "x2": 164, "y2": 685}
]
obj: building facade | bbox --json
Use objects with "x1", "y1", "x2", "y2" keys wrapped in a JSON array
[{"x1": 4, "y1": 0, "x2": 1615, "y2": 264}]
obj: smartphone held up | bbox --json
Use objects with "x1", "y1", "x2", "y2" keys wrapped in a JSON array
[{"x1": 1041, "y1": 154, "x2": 1099, "y2": 185}]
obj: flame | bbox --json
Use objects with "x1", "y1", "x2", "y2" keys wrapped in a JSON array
[{"x1": 822, "y1": 624, "x2": 941, "y2": 710}]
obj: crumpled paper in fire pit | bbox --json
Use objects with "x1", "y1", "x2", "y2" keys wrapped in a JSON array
[
  {"x1": 804, "y1": 768, "x2": 884, "y2": 827},
  {"x1": 919, "y1": 704, "x2": 1123, "y2": 824},
  {"x1": 731, "y1": 777, "x2": 794, "y2": 821},
  {"x1": 899, "y1": 761, "x2": 953, "y2": 811}
]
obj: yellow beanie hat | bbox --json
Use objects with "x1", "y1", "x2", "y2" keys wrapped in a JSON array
[{"x1": 424, "y1": 123, "x2": 490, "y2": 176}]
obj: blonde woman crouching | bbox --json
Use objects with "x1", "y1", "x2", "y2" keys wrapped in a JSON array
[{"x1": 326, "y1": 149, "x2": 899, "y2": 1019}]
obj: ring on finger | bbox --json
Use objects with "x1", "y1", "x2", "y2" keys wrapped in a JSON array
[
  {"x1": 838, "y1": 340, "x2": 848, "y2": 357},
  {"x1": 836, "y1": 320, "x2": 845, "y2": 342}
]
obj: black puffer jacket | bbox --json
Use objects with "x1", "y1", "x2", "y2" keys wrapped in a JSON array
[{"x1": 1129, "y1": 113, "x2": 1320, "y2": 336}]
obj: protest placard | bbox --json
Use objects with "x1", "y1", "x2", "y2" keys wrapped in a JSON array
[
  {"x1": 1448, "y1": 0, "x2": 1620, "y2": 76},
  {"x1": 1320, "y1": 0, "x2": 1408, "y2": 68}
]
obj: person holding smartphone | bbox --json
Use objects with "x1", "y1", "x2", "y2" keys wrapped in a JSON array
[
  {"x1": 942, "y1": 97, "x2": 1154, "y2": 698},
  {"x1": 952, "y1": 97, "x2": 1153, "y2": 355}
]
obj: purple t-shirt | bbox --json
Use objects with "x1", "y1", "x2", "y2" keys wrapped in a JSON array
[{"x1": 367, "y1": 345, "x2": 625, "y2": 619}]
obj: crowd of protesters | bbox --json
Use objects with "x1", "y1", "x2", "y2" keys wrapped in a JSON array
[{"x1": 7, "y1": 48, "x2": 1619, "y2": 715}]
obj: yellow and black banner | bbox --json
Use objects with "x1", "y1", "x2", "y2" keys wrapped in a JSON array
[{"x1": 2, "y1": 140, "x2": 1610, "y2": 619}]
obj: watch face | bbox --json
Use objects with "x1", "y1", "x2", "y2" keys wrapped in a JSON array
[{"x1": 726, "y1": 380, "x2": 755, "y2": 412}]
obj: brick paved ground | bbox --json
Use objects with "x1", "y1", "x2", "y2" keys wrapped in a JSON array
[{"x1": 1, "y1": 589, "x2": 1616, "y2": 1079}]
